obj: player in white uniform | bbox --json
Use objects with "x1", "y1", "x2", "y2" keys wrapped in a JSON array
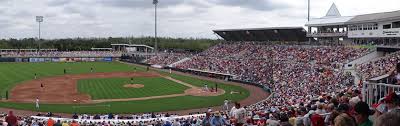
[
  {"x1": 223, "y1": 99, "x2": 230, "y2": 111},
  {"x1": 204, "y1": 84, "x2": 209, "y2": 91},
  {"x1": 35, "y1": 98, "x2": 40, "y2": 109}
]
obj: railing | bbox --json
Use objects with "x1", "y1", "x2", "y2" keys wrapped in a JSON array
[{"x1": 362, "y1": 82, "x2": 400, "y2": 106}]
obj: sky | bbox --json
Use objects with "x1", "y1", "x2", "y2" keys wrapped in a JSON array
[{"x1": 0, "y1": 0, "x2": 399, "y2": 39}]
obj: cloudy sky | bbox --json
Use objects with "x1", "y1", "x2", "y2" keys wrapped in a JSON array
[{"x1": 0, "y1": 0, "x2": 399, "y2": 39}]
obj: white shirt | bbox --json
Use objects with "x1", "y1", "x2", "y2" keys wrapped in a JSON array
[
  {"x1": 233, "y1": 107, "x2": 246, "y2": 124},
  {"x1": 230, "y1": 107, "x2": 237, "y2": 117},
  {"x1": 224, "y1": 100, "x2": 229, "y2": 105},
  {"x1": 36, "y1": 99, "x2": 39, "y2": 107}
]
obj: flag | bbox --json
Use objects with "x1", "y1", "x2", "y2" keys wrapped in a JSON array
[{"x1": 153, "y1": 0, "x2": 158, "y2": 4}]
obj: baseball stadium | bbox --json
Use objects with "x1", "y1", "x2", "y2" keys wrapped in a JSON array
[{"x1": 1, "y1": 0, "x2": 400, "y2": 126}]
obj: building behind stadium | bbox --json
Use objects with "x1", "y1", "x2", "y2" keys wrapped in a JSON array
[{"x1": 306, "y1": 3, "x2": 400, "y2": 45}]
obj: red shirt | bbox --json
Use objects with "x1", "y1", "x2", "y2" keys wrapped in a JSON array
[
  {"x1": 47, "y1": 119, "x2": 55, "y2": 126},
  {"x1": 5, "y1": 115, "x2": 18, "y2": 126},
  {"x1": 71, "y1": 122, "x2": 80, "y2": 126}
]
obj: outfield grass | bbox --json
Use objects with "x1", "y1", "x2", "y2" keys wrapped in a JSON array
[
  {"x1": 78, "y1": 77, "x2": 189, "y2": 99},
  {"x1": 0, "y1": 62, "x2": 250, "y2": 114}
]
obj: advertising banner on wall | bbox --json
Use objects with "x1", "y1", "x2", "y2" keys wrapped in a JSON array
[
  {"x1": 81, "y1": 58, "x2": 88, "y2": 62},
  {"x1": 0, "y1": 58, "x2": 16, "y2": 62},
  {"x1": 382, "y1": 30, "x2": 400, "y2": 36},
  {"x1": 349, "y1": 29, "x2": 400, "y2": 38},
  {"x1": 104, "y1": 57, "x2": 112, "y2": 62},
  {"x1": 29, "y1": 58, "x2": 37, "y2": 62},
  {"x1": 89, "y1": 58, "x2": 95, "y2": 62},
  {"x1": 60, "y1": 58, "x2": 67, "y2": 62},
  {"x1": 52, "y1": 58, "x2": 60, "y2": 62},
  {"x1": 74, "y1": 58, "x2": 82, "y2": 62},
  {"x1": 94, "y1": 58, "x2": 102, "y2": 61},
  {"x1": 22, "y1": 58, "x2": 29, "y2": 62},
  {"x1": 38, "y1": 58, "x2": 45, "y2": 62},
  {"x1": 15, "y1": 58, "x2": 22, "y2": 62},
  {"x1": 45, "y1": 58, "x2": 52, "y2": 62}
]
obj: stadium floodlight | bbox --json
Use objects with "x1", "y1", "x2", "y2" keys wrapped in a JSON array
[
  {"x1": 153, "y1": 0, "x2": 158, "y2": 55},
  {"x1": 36, "y1": 16, "x2": 44, "y2": 51},
  {"x1": 307, "y1": 0, "x2": 310, "y2": 21}
]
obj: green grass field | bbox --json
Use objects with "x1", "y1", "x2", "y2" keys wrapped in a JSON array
[
  {"x1": 78, "y1": 77, "x2": 189, "y2": 99},
  {"x1": 0, "y1": 62, "x2": 250, "y2": 114}
]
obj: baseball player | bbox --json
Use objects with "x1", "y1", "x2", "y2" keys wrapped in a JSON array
[
  {"x1": 204, "y1": 84, "x2": 209, "y2": 91},
  {"x1": 35, "y1": 98, "x2": 40, "y2": 109},
  {"x1": 223, "y1": 99, "x2": 230, "y2": 111},
  {"x1": 40, "y1": 83, "x2": 44, "y2": 92}
]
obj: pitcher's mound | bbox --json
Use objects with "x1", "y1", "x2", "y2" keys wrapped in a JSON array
[{"x1": 123, "y1": 84, "x2": 144, "y2": 88}]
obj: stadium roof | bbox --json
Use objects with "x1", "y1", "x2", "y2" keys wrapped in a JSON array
[
  {"x1": 305, "y1": 16, "x2": 354, "y2": 26},
  {"x1": 346, "y1": 10, "x2": 400, "y2": 24},
  {"x1": 213, "y1": 27, "x2": 307, "y2": 42},
  {"x1": 111, "y1": 44, "x2": 154, "y2": 49},
  {"x1": 305, "y1": 3, "x2": 353, "y2": 27},
  {"x1": 306, "y1": 3, "x2": 400, "y2": 26}
]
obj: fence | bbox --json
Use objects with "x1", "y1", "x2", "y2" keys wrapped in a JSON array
[{"x1": 362, "y1": 81, "x2": 400, "y2": 106}]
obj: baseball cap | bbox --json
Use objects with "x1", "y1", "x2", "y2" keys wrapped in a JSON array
[{"x1": 372, "y1": 103, "x2": 387, "y2": 113}]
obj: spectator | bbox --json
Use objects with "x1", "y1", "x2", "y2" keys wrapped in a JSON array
[
  {"x1": 232, "y1": 102, "x2": 246, "y2": 126},
  {"x1": 201, "y1": 112, "x2": 212, "y2": 126},
  {"x1": 353, "y1": 102, "x2": 373, "y2": 126},
  {"x1": 54, "y1": 120, "x2": 62, "y2": 126},
  {"x1": 211, "y1": 111, "x2": 228, "y2": 126},
  {"x1": 374, "y1": 109, "x2": 400, "y2": 126},
  {"x1": 383, "y1": 92, "x2": 400, "y2": 112},
  {"x1": 334, "y1": 113, "x2": 356, "y2": 126},
  {"x1": 62, "y1": 121, "x2": 69, "y2": 126},
  {"x1": 47, "y1": 118, "x2": 55, "y2": 126},
  {"x1": 5, "y1": 111, "x2": 17, "y2": 126},
  {"x1": 70, "y1": 120, "x2": 79, "y2": 126}
]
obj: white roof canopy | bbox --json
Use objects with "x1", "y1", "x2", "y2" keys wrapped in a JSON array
[
  {"x1": 305, "y1": 16, "x2": 353, "y2": 26},
  {"x1": 305, "y1": 3, "x2": 353, "y2": 26}
]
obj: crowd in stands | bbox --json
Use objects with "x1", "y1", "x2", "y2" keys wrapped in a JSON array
[
  {"x1": 357, "y1": 51, "x2": 400, "y2": 79},
  {"x1": 0, "y1": 51, "x2": 122, "y2": 57},
  {"x1": 144, "y1": 53, "x2": 193, "y2": 67},
  {"x1": 176, "y1": 42, "x2": 368, "y2": 85},
  {"x1": 2, "y1": 91, "x2": 400, "y2": 125}
]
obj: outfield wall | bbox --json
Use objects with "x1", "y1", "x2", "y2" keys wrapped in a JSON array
[{"x1": 0, "y1": 57, "x2": 119, "y2": 62}]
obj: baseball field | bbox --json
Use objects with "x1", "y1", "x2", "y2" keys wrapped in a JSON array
[{"x1": 0, "y1": 62, "x2": 251, "y2": 114}]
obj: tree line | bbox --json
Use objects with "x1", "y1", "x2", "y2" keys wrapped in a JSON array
[{"x1": 0, "y1": 37, "x2": 221, "y2": 52}]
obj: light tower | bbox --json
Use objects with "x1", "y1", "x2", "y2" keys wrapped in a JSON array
[
  {"x1": 153, "y1": 0, "x2": 158, "y2": 55},
  {"x1": 307, "y1": 0, "x2": 312, "y2": 44},
  {"x1": 36, "y1": 16, "x2": 44, "y2": 50}
]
